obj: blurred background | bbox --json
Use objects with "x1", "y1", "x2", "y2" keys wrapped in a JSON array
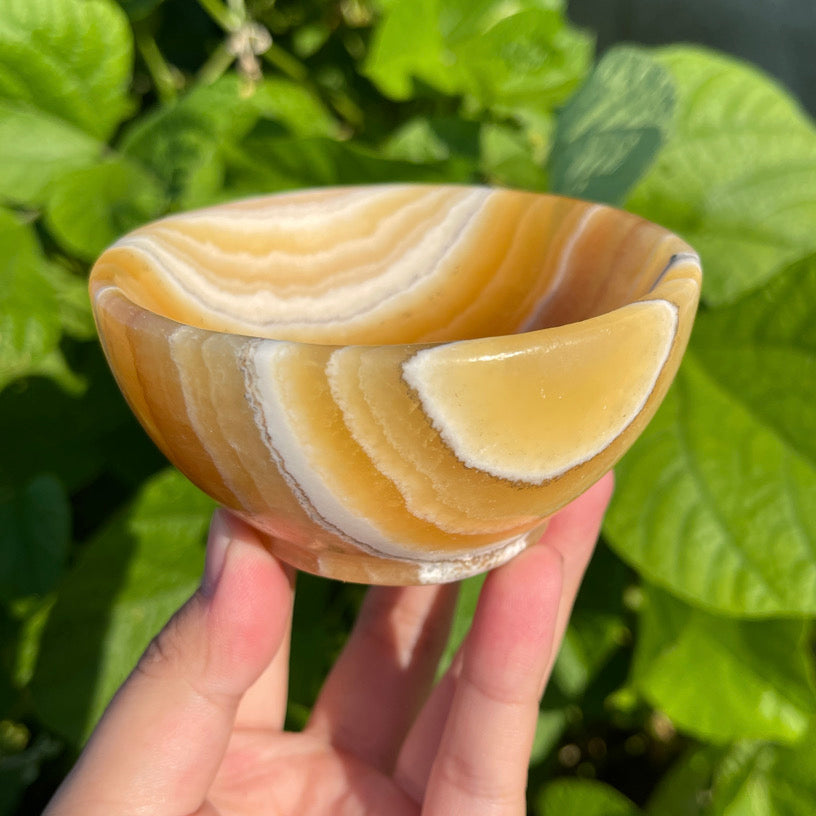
[{"x1": 1, "y1": 0, "x2": 814, "y2": 813}]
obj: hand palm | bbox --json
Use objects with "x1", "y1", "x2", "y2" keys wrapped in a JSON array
[{"x1": 211, "y1": 731, "x2": 418, "y2": 815}]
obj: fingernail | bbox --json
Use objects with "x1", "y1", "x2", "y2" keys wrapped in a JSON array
[{"x1": 202, "y1": 509, "x2": 233, "y2": 597}]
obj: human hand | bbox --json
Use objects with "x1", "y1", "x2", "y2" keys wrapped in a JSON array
[{"x1": 45, "y1": 473, "x2": 613, "y2": 816}]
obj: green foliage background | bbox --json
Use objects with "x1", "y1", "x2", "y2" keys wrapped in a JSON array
[{"x1": 1, "y1": 0, "x2": 815, "y2": 812}]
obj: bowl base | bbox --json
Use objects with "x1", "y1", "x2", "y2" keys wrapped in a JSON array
[{"x1": 253, "y1": 522, "x2": 550, "y2": 585}]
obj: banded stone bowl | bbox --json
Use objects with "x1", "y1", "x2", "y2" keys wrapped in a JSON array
[{"x1": 90, "y1": 184, "x2": 701, "y2": 584}]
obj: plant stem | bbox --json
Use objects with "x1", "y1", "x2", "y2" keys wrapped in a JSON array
[
  {"x1": 135, "y1": 27, "x2": 180, "y2": 104},
  {"x1": 197, "y1": 0, "x2": 242, "y2": 31},
  {"x1": 197, "y1": 42, "x2": 237, "y2": 85},
  {"x1": 262, "y1": 43, "x2": 309, "y2": 82}
]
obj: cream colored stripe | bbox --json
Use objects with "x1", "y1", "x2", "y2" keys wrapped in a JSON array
[
  {"x1": 243, "y1": 341, "x2": 419, "y2": 558},
  {"x1": 113, "y1": 189, "x2": 491, "y2": 329}
]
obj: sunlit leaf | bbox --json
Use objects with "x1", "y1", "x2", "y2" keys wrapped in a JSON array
[
  {"x1": 633, "y1": 586, "x2": 815, "y2": 743},
  {"x1": 0, "y1": 0, "x2": 133, "y2": 140},
  {"x1": 607, "y1": 257, "x2": 816, "y2": 616},
  {"x1": 536, "y1": 778, "x2": 642, "y2": 815},
  {"x1": 0, "y1": 102, "x2": 102, "y2": 207},
  {"x1": 0, "y1": 210, "x2": 62, "y2": 392},
  {"x1": 628, "y1": 47, "x2": 816, "y2": 303},
  {"x1": 365, "y1": 0, "x2": 591, "y2": 118},
  {"x1": 46, "y1": 158, "x2": 165, "y2": 260},
  {"x1": 709, "y1": 734, "x2": 816, "y2": 816}
]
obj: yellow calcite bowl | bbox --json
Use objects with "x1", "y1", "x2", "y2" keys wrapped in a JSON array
[{"x1": 90, "y1": 184, "x2": 701, "y2": 584}]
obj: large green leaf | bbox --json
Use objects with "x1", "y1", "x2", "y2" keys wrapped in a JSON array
[
  {"x1": 30, "y1": 469, "x2": 214, "y2": 744},
  {"x1": 627, "y1": 46, "x2": 816, "y2": 304},
  {"x1": 0, "y1": 102, "x2": 102, "y2": 207},
  {"x1": 549, "y1": 46, "x2": 674, "y2": 204},
  {"x1": 365, "y1": 0, "x2": 591, "y2": 118},
  {"x1": 0, "y1": 476, "x2": 70, "y2": 602},
  {"x1": 691, "y1": 253, "x2": 816, "y2": 468},
  {"x1": 709, "y1": 734, "x2": 816, "y2": 816},
  {"x1": 606, "y1": 257, "x2": 816, "y2": 616},
  {"x1": 633, "y1": 586, "x2": 815, "y2": 743},
  {"x1": 535, "y1": 778, "x2": 641, "y2": 815},
  {"x1": 0, "y1": 0, "x2": 133, "y2": 141},
  {"x1": 0, "y1": 210, "x2": 62, "y2": 392},
  {"x1": 45, "y1": 158, "x2": 165, "y2": 260}
]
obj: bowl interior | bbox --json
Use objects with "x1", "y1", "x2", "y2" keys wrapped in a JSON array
[{"x1": 90, "y1": 185, "x2": 682, "y2": 346}]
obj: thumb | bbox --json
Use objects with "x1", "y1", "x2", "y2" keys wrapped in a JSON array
[{"x1": 45, "y1": 510, "x2": 293, "y2": 816}]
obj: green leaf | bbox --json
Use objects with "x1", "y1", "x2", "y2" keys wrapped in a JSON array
[
  {"x1": 529, "y1": 707, "x2": 569, "y2": 765},
  {"x1": 479, "y1": 122, "x2": 551, "y2": 191},
  {"x1": 364, "y1": 0, "x2": 454, "y2": 99},
  {"x1": 30, "y1": 469, "x2": 214, "y2": 743},
  {"x1": 633, "y1": 586, "x2": 815, "y2": 743},
  {"x1": 436, "y1": 572, "x2": 484, "y2": 677},
  {"x1": 535, "y1": 778, "x2": 642, "y2": 816},
  {"x1": 0, "y1": 476, "x2": 70, "y2": 601},
  {"x1": 222, "y1": 132, "x2": 458, "y2": 198},
  {"x1": 0, "y1": 101, "x2": 102, "y2": 206},
  {"x1": 288, "y1": 575, "x2": 363, "y2": 717},
  {"x1": 9, "y1": 595, "x2": 55, "y2": 690},
  {"x1": 365, "y1": 0, "x2": 591, "y2": 118},
  {"x1": 46, "y1": 158, "x2": 165, "y2": 260},
  {"x1": 42, "y1": 262, "x2": 96, "y2": 341},
  {"x1": 554, "y1": 609, "x2": 629, "y2": 697},
  {"x1": 453, "y1": 7, "x2": 593, "y2": 117},
  {"x1": 0, "y1": 210, "x2": 61, "y2": 392},
  {"x1": 0, "y1": 346, "x2": 161, "y2": 495},
  {"x1": 645, "y1": 745, "x2": 722, "y2": 816},
  {"x1": 120, "y1": 74, "x2": 335, "y2": 209},
  {"x1": 251, "y1": 78, "x2": 340, "y2": 139},
  {"x1": 120, "y1": 75, "x2": 260, "y2": 207},
  {"x1": 606, "y1": 257, "x2": 816, "y2": 616},
  {"x1": 0, "y1": 0, "x2": 133, "y2": 141},
  {"x1": 709, "y1": 734, "x2": 816, "y2": 816},
  {"x1": 384, "y1": 116, "x2": 480, "y2": 163},
  {"x1": 628, "y1": 46, "x2": 816, "y2": 304},
  {"x1": 549, "y1": 46, "x2": 675, "y2": 204},
  {"x1": 381, "y1": 116, "x2": 480, "y2": 182},
  {"x1": 691, "y1": 253, "x2": 816, "y2": 469}
]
